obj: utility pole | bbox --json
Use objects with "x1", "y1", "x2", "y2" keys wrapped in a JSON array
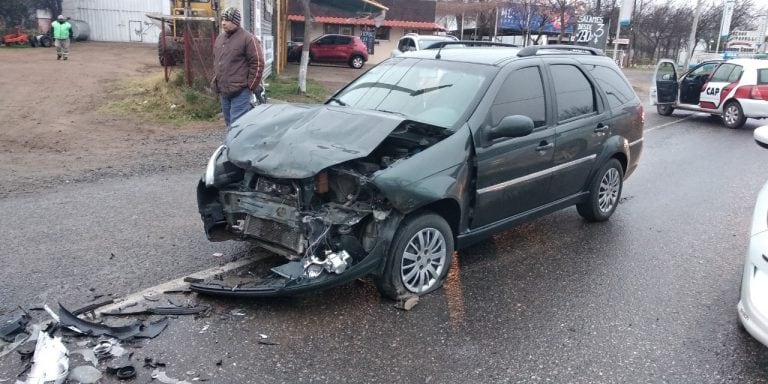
[{"x1": 683, "y1": 0, "x2": 702, "y2": 70}]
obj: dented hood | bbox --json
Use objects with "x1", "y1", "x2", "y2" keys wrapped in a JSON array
[{"x1": 225, "y1": 104, "x2": 405, "y2": 179}]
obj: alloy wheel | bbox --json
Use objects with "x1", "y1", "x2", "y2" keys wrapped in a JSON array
[
  {"x1": 400, "y1": 228, "x2": 447, "y2": 293},
  {"x1": 724, "y1": 104, "x2": 739, "y2": 126},
  {"x1": 598, "y1": 168, "x2": 621, "y2": 213}
]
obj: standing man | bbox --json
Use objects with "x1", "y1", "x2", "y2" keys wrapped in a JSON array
[
  {"x1": 212, "y1": 7, "x2": 265, "y2": 131},
  {"x1": 51, "y1": 15, "x2": 73, "y2": 60}
]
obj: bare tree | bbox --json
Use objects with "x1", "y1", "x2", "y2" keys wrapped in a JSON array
[{"x1": 298, "y1": 0, "x2": 311, "y2": 94}]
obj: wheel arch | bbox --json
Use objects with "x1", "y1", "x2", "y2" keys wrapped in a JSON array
[{"x1": 413, "y1": 198, "x2": 462, "y2": 242}]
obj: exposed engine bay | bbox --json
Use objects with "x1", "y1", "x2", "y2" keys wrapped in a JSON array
[{"x1": 195, "y1": 120, "x2": 451, "y2": 294}]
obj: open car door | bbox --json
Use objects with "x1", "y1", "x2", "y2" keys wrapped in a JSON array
[{"x1": 651, "y1": 59, "x2": 679, "y2": 105}]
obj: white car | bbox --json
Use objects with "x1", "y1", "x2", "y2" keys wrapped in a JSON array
[
  {"x1": 738, "y1": 125, "x2": 768, "y2": 347},
  {"x1": 650, "y1": 58, "x2": 768, "y2": 129},
  {"x1": 390, "y1": 33, "x2": 458, "y2": 57}
]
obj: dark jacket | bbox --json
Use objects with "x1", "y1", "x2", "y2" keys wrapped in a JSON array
[{"x1": 212, "y1": 27, "x2": 265, "y2": 98}]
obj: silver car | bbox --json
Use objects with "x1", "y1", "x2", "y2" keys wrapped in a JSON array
[{"x1": 738, "y1": 125, "x2": 768, "y2": 346}]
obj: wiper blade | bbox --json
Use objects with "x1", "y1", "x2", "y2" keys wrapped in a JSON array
[
  {"x1": 328, "y1": 97, "x2": 347, "y2": 106},
  {"x1": 375, "y1": 109, "x2": 407, "y2": 117},
  {"x1": 410, "y1": 84, "x2": 452, "y2": 96}
]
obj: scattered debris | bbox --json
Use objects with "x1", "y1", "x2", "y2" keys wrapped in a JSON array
[
  {"x1": 71, "y1": 348, "x2": 98, "y2": 366},
  {"x1": 26, "y1": 329, "x2": 68, "y2": 384},
  {"x1": 212, "y1": 252, "x2": 224, "y2": 258},
  {"x1": 183, "y1": 277, "x2": 204, "y2": 284},
  {"x1": 395, "y1": 296, "x2": 419, "y2": 311},
  {"x1": 92, "y1": 340, "x2": 112, "y2": 359},
  {"x1": 106, "y1": 355, "x2": 136, "y2": 379},
  {"x1": 199, "y1": 325, "x2": 209, "y2": 334},
  {"x1": 143, "y1": 291, "x2": 162, "y2": 302},
  {"x1": 257, "y1": 339, "x2": 279, "y2": 346},
  {"x1": 71, "y1": 299, "x2": 116, "y2": 316},
  {"x1": 0, "y1": 310, "x2": 30, "y2": 342},
  {"x1": 69, "y1": 365, "x2": 102, "y2": 383},
  {"x1": 152, "y1": 368, "x2": 192, "y2": 384},
  {"x1": 101, "y1": 305, "x2": 209, "y2": 316},
  {"x1": 55, "y1": 303, "x2": 169, "y2": 340}
]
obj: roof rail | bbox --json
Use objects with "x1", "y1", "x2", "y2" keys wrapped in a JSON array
[
  {"x1": 517, "y1": 45, "x2": 604, "y2": 57},
  {"x1": 425, "y1": 41, "x2": 519, "y2": 49}
]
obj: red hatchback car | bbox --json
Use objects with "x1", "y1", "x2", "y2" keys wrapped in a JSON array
[{"x1": 288, "y1": 34, "x2": 369, "y2": 69}]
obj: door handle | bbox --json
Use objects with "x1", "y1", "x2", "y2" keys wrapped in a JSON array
[
  {"x1": 536, "y1": 142, "x2": 553, "y2": 151},
  {"x1": 594, "y1": 124, "x2": 609, "y2": 133}
]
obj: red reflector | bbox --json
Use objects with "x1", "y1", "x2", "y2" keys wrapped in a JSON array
[{"x1": 752, "y1": 86, "x2": 765, "y2": 100}]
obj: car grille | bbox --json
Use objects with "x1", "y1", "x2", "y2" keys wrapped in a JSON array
[{"x1": 244, "y1": 215, "x2": 304, "y2": 254}]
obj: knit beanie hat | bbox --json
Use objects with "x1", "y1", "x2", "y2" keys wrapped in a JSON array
[{"x1": 222, "y1": 7, "x2": 241, "y2": 27}]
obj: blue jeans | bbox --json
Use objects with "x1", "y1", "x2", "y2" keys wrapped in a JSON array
[{"x1": 220, "y1": 88, "x2": 252, "y2": 131}]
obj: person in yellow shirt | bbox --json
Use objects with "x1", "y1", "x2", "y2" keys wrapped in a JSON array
[{"x1": 51, "y1": 15, "x2": 73, "y2": 60}]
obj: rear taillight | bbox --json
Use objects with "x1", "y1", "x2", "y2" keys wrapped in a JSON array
[{"x1": 735, "y1": 85, "x2": 768, "y2": 100}]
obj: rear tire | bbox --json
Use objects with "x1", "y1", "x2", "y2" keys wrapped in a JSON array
[
  {"x1": 723, "y1": 100, "x2": 746, "y2": 129},
  {"x1": 577, "y1": 159, "x2": 624, "y2": 222},
  {"x1": 349, "y1": 55, "x2": 364, "y2": 69},
  {"x1": 657, "y1": 104, "x2": 674, "y2": 116},
  {"x1": 375, "y1": 212, "x2": 454, "y2": 300}
]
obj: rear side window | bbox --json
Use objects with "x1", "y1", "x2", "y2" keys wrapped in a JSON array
[
  {"x1": 491, "y1": 66, "x2": 547, "y2": 128},
  {"x1": 727, "y1": 66, "x2": 743, "y2": 82},
  {"x1": 588, "y1": 64, "x2": 636, "y2": 109},
  {"x1": 336, "y1": 36, "x2": 352, "y2": 45},
  {"x1": 550, "y1": 64, "x2": 596, "y2": 121},
  {"x1": 759, "y1": 69, "x2": 768, "y2": 85},
  {"x1": 710, "y1": 64, "x2": 737, "y2": 82}
]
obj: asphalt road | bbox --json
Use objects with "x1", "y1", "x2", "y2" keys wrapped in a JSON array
[{"x1": 2, "y1": 68, "x2": 768, "y2": 383}]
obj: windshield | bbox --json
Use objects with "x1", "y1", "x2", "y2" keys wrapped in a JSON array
[{"x1": 329, "y1": 58, "x2": 495, "y2": 128}]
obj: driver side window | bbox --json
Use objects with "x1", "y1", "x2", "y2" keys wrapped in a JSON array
[{"x1": 490, "y1": 66, "x2": 547, "y2": 128}]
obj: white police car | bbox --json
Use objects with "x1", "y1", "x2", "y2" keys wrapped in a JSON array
[{"x1": 650, "y1": 58, "x2": 768, "y2": 128}]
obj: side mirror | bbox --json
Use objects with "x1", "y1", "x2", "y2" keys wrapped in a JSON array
[
  {"x1": 754, "y1": 125, "x2": 768, "y2": 149},
  {"x1": 486, "y1": 115, "x2": 534, "y2": 141}
]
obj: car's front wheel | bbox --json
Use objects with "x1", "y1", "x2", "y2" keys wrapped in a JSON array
[
  {"x1": 657, "y1": 104, "x2": 674, "y2": 116},
  {"x1": 349, "y1": 55, "x2": 365, "y2": 69},
  {"x1": 723, "y1": 100, "x2": 747, "y2": 129},
  {"x1": 577, "y1": 158, "x2": 624, "y2": 222},
  {"x1": 375, "y1": 212, "x2": 454, "y2": 300}
]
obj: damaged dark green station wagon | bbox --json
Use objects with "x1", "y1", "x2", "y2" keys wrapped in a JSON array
[{"x1": 195, "y1": 45, "x2": 644, "y2": 300}]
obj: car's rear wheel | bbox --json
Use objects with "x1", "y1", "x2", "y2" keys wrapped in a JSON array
[
  {"x1": 577, "y1": 158, "x2": 624, "y2": 222},
  {"x1": 349, "y1": 55, "x2": 365, "y2": 69},
  {"x1": 375, "y1": 212, "x2": 454, "y2": 300},
  {"x1": 657, "y1": 104, "x2": 674, "y2": 116},
  {"x1": 723, "y1": 100, "x2": 746, "y2": 129}
]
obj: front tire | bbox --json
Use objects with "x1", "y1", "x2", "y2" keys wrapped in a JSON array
[
  {"x1": 375, "y1": 212, "x2": 454, "y2": 300},
  {"x1": 349, "y1": 55, "x2": 365, "y2": 69},
  {"x1": 657, "y1": 104, "x2": 674, "y2": 116},
  {"x1": 577, "y1": 158, "x2": 624, "y2": 222},
  {"x1": 723, "y1": 100, "x2": 746, "y2": 129}
]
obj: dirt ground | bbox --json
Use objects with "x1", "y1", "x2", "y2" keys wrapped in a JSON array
[
  {"x1": 0, "y1": 41, "x2": 366, "y2": 198},
  {"x1": 0, "y1": 42, "x2": 221, "y2": 197}
]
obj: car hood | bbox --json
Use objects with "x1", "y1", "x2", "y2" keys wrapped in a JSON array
[{"x1": 225, "y1": 104, "x2": 406, "y2": 179}]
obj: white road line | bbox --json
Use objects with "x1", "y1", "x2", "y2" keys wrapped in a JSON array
[
  {"x1": 645, "y1": 115, "x2": 694, "y2": 133},
  {"x1": 93, "y1": 253, "x2": 269, "y2": 317}
]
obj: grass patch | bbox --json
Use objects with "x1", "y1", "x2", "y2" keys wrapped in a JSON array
[
  {"x1": 102, "y1": 72, "x2": 220, "y2": 124},
  {"x1": 101, "y1": 70, "x2": 331, "y2": 125},
  {"x1": 266, "y1": 74, "x2": 330, "y2": 103}
]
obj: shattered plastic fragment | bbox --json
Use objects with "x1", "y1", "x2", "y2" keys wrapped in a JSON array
[
  {"x1": 26, "y1": 329, "x2": 68, "y2": 384},
  {"x1": 72, "y1": 349, "x2": 98, "y2": 366},
  {"x1": 69, "y1": 366, "x2": 102, "y2": 384},
  {"x1": 151, "y1": 369, "x2": 192, "y2": 384}
]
